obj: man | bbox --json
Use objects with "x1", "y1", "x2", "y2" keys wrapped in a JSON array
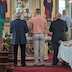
[
  {"x1": 61, "y1": 10, "x2": 72, "y2": 40},
  {"x1": 49, "y1": 13, "x2": 68, "y2": 65},
  {"x1": 28, "y1": 9, "x2": 48, "y2": 65},
  {"x1": 10, "y1": 11, "x2": 29, "y2": 66}
]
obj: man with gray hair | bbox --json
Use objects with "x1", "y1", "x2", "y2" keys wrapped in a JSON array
[{"x1": 61, "y1": 10, "x2": 72, "y2": 40}]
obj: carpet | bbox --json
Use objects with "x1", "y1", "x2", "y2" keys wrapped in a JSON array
[
  {"x1": 14, "y1": 53, "x2": 72, "y2": 72},
  {"x1": 14, "y1": 67, "x2": 72, "y2": 72}
]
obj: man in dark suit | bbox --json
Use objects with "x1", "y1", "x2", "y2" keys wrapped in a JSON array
[
  {"x1": 10, "y1": 11, "x2": 29, "y2": 66},
  {"x1": 49, "y1": 13, "x2": 68, "y2": 65}
]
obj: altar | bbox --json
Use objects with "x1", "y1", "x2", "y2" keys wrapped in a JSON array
[{"x1": 58, "y1": 40, "x2": 72, "y2": 68}]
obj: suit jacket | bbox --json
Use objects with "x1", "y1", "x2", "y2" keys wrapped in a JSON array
[
  {"x1": 10, "y1": 19, "x2": 29, "y2": 45},
  {"x1": 49, "y1": 19, "x2": 68, "y2": 43}
]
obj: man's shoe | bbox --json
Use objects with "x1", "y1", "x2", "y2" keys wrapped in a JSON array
[{"x1": 21, "y1": 63, "x2": 26, "y2": 67}]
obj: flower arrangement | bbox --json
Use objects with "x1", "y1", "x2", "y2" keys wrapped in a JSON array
[{"x1": 2, "y1": 33, "x2": 11, "y2": 51}]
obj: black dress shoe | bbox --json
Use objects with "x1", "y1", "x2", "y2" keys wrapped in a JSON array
[
  {"x1": 52, "y1": 63, "x2": 58, "y2": 66},
  {"x1": 61, "y1": 62, "x2": 71, "y2": 68},
  {"x1": 21, "y1": 64, "x2": 26, "y2": 67}
]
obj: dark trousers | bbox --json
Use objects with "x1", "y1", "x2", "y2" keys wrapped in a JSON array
[
  {"x1": 52, "y1": 42, "x2": 60, "y2": 65},
  {"x1": 13, "y1": 44, "x2": 26, "y2": 66}
]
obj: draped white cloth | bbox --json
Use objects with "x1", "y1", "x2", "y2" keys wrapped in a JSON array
[{"x1": 58, "y1": 40, "x2": 72, "y2": 68}]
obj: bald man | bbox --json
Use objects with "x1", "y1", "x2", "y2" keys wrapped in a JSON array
[{"x1": 49, "y1": 12, "x2": 68, "y2": 65}]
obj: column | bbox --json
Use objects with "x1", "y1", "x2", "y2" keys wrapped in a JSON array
[
  {"x1": 6, "y1": 0, "x2": 11, "y2": 18},
  {"x1": 52, "y1": 0, "x2": 56, "y2": 18},
  {"x1": 28, "y1": 0, "x2": 32, "y2": 17},
  {"x1": 36, "y1": 0, "x2": 40, "y2": 9},
  {"x1": 31, "y1": 0, "x2": 36, "y2": 16},
  {"x1": 65, "y1": 0, "x2": 71, "y2": 16},
  {"x1": 11, "y1": 0, "x2": 17, "y2": 17},
  {"x1": 55, "y1": 0, "x2": 59, "y2": 15},
  {"x1": 41, "y1": 0, "x2": 45, "y2": 17}
]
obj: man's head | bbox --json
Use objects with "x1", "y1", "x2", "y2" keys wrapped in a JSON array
[
  {"x1": 35, "y1": 8, "x2": 41, "y2": 15},
  {"x1": 56, "y1": 12, "x2": 61, "y2": 19},
  {"x1": 15, "y1": 9, "x2": 23, "y2": 19},
  {"x1": 15, "y1": 12, "x2": 22, "y2": 19},
  {"x1": 62, "y1": 10, "x2": 67, "y2": 15}
]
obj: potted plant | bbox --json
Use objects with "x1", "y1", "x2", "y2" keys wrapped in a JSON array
[{"x1": 3, "y1": 33, "x2": 11, "y2": 51}]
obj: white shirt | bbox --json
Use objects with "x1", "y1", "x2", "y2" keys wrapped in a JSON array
[{"x1": 61, "y1": 15, "x2": 72, "y2": 27}]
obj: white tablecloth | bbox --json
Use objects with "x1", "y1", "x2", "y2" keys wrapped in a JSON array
[{"x1": 58, "y1": 40, "x2": 72, "y2": 68}]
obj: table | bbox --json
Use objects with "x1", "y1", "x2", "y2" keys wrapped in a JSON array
[{"x1": 58, "y1": 40, "x2": 72, "y2": 68}]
